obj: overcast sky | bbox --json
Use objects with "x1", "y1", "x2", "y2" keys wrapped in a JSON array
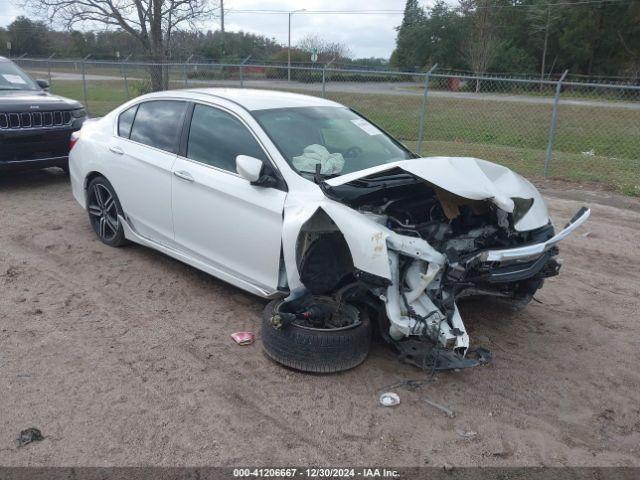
[
  {"x1": 0, "y1": 0, "x2": 420, "y2": 58},
  {"x1": 223, "y1": 0, "x2": 409, "y2": 58}
]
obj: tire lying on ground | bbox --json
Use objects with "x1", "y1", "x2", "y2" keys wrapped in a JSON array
[{"x1": 261, "y1": 299, "x2": 372, "y2": 373}]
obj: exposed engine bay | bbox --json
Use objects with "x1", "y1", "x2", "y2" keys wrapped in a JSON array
[{"x1": 280, "y1": 160, "x2": 590, "y2": 370}]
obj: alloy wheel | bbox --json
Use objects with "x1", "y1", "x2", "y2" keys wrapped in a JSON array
[{"x1": 88, "y1": 183, "x2": 119, "y2": 242}]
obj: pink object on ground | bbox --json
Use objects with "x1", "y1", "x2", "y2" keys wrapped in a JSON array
[{"x1": 231, "y1": 332, "x2": 255, "y2": 346}]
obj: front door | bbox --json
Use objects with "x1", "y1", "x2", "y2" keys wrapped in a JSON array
[{"x1": 171, "y1": 103, "x2": 286, "y2": 292}]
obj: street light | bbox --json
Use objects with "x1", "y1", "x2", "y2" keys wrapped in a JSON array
[{"x1": 288, "y1": 8, "x2": 306, "y2": 82}]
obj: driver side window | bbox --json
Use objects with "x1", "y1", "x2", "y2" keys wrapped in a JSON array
[{"x1": 187, "y1": 104, "x2": 267, "y2": 172}]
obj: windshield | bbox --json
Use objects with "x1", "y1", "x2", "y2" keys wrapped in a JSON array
[
  {"x1": 252, "y1": 106, "x2": 414, "y2": 178},
  {"x1": 0, "y1": 61, "x2": 39, "y2": 91}
]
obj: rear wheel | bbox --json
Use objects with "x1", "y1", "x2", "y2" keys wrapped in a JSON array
[
  {"x1": 261, "y1": 298, "x2": 372, "y2": 373},
  {"x1": 86, "y1": 176, "x2": 128, "y2": 247}
]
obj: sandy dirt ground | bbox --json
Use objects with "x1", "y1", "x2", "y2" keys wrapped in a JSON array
[{"x1": 1, "y1": 169, "x2": 639, "y2": 467}]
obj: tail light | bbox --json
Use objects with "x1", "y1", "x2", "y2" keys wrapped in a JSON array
[{"x1": 70, "y1": 131, "x2": 80, "y2": 151}]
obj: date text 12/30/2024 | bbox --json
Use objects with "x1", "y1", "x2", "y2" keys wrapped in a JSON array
[{"x1": 233, "y1": 468, "x2": 400, "y2": 478}]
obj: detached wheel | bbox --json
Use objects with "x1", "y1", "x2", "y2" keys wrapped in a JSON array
[
  {"x1": 86, "y1": 176, "x2": 128, "y2": 247},
  {"x1": 510, "y1": 278, "x2": 544, "y2": 311},
  {"x1": 261, "y1": 298, "x2": 372, "y2": 373}
]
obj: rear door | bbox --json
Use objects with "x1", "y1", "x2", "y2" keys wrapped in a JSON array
[
  {"x1": 171, "y1": 103, "x2": 286, "y2": 292},
  {"x1": 109, "y1": 100, "x2": 187, "y2": 245}
]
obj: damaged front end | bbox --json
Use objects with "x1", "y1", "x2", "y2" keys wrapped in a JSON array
[{"x1": 281, "y1": 157, "x2": 590, "y2": 370}]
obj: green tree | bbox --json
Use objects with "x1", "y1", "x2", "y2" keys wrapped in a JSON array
[
  {"x1": 7, "y1": 17, "x2": 50, "y2": 56},
  {"x1": 425, "y1": 1, "x2": 468, "y2": 70},
  {"x1": 392, "y1": 0, "x2": 427, "y2": 70},
  {"x1": 0, "y1": 28, "x2": 8, "y2": 57},
  {"x1": 389, "y1": 0, "x2": 639, "y2": 78}
]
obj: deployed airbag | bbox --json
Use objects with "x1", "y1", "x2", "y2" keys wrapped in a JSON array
[{"x1": 292, "y1": 144, "x2": 345, "y2": 175}]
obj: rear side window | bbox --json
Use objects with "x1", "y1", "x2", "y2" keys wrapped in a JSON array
[
  {"x1": 187, "y1": 104, "x2": 267, "y2": 172},
  {"x1": 118, "y1": 105, "x2": 138, "y2": 138},
  {"x1": 129, "y1": 100, "x2": 187, "y2": 153}
]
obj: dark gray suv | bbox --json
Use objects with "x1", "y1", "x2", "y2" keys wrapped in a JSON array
[{"x1": 0, "y1": 56, "x2": 87, "y2": 173}]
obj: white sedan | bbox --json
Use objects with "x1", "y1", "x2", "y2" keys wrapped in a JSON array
[{"x1": 69, "y1": 89, "x2": 589, "y2": 373}]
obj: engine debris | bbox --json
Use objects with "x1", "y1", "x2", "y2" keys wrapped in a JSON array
[{"x1": 423, "y1": 396, "x2": 455, "y2": 418}]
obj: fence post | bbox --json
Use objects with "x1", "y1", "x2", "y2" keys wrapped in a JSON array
[
  {"x1": 322, "y1": 58, "x2": 336, "y2": 99},
  {"x1": 417, "y1": 63, "x2": 438, "y2": 156},
  {"x1": 81, "y1": 55, "x2": 91, "y2": 114},
  {"x1": 544, "y1": 69, "x2": 568, "y2": 176},
  {"x1": 47, "y1": 53, "x2": 54, "y2": 86},
  {"x1": 184, "y1": 54, "x2": 193, "y2": 88},
  {"x1": 240, "y1": 55, "x2": 251, "y2": 88},
  {"x1": 122, "y1": 63, "x2": 129, "y2": 100},
  {"x1": 122, "y1": 54, "x2": 131, "y2": 100}
]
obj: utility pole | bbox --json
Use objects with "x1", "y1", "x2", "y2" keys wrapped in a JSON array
[
  {"x1": 220, "y1": 0, "x2": 225, "y2": 32},
  {"x1": 540, "y1": 5, "x2": 550, "y2": 90},
  {"x1": 287, "y1": 9, "x2": 306, "y2": 82},
  {"x1": 220, "y1": 0, "x2": 225, "y2": 57}
]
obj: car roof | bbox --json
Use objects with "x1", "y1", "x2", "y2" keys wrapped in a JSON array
[{"x1": 145, "y1": 88, "x2": 344, "y2": 111}]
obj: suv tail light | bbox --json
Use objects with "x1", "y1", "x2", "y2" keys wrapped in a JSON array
[{"x1": 70, "y1": 131, "x2": 80, "y2": 151}]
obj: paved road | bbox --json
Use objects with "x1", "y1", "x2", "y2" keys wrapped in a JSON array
[{"x1": 28, "y1": 69, "x2": 640, "y2": 110}]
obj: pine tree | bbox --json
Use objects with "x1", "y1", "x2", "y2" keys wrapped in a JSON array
[{"x1": 393, "y1": 0, "x2": 427, "y2": 70}]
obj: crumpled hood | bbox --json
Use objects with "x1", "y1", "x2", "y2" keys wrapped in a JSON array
[{"x1": 325, "y1": 156, "x2": 549, "y2": 231}]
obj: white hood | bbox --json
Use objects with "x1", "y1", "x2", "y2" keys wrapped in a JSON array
[{"x1": 326, "y1": 156, "x2": 550, "y2": 231}]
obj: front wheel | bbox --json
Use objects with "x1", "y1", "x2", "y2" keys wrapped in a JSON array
[
  {"x1": 86, "y1": 176, "x2": 128, "y2": 247},
  {"x1": 261, "y1": 299, "x2": 372, "y2": 373}
]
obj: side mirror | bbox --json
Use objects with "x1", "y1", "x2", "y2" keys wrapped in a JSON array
[
  {"x1": 36, "y1": 79, "x2": 50, "y2": 90},
  {"x1": 236, "y1": 155, "x2": 264, "y2": 183}
]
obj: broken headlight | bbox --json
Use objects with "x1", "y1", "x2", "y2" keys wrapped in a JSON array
[{"x1": 511, "y1": 197, "x2": 534, "y2": 225}]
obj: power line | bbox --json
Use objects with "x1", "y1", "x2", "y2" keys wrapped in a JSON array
[
  {"x1": 226, "y1": 9, "x2": 405, "y2": 15},
  {"x1": 226, "y1": 0, "x2": 637, "y2": 15}
]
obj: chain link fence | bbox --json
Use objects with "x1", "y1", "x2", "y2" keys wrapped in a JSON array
[{"x1": 15, "y1": 57, "x2": 640, "y2": 196}]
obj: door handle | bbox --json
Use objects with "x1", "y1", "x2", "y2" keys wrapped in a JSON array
[
  {"x1": 174, "y1": 170, "x2": 194, "y2": 182},
  {"x1": 109, "y1": 145, "x2": 124, "y2": 155}
]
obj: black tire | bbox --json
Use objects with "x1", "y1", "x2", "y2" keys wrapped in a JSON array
[
  {"x1": 86, "y1": 176, "x2": 128, "y2": 247},
  {"x1": 261, "y1": 299, "x2": 372, "y2": 373},
  {"x1": 60, "y1": 162, "x2": 69, "y2": 175},
  {"x1": 510, "y1": 278, "x2": 544, "y2": 311}
]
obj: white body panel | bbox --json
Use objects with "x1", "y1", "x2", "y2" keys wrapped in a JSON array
[
  {"x1": 171, "y1": 156, "x2": 286, "y2": 292},
  {"x1": 69, "y1": 88, "x2": 588, "y2": 354},
  {"x1": 111, "y1": 139, "x2": 176, "y2": 245}
]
